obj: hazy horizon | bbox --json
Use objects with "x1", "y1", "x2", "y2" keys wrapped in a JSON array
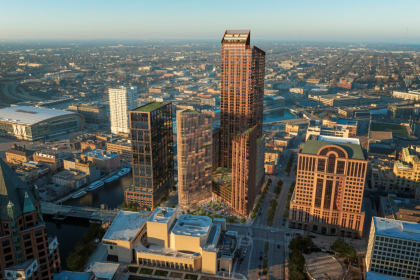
[{"x1": 1, "y1": 0, "x2": 420, "y2": 44}]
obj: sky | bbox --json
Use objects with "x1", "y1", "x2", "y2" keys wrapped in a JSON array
[{"x1": 1, "y1": 0, "x2": 420, "y2": 44}]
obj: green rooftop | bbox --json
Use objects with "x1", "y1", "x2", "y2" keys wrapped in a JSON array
[
  {"x1": 133, "y1": 102, "x2": 169, "y2": 112},
  {"x1": 182, "y1": 109, "x2": 199, "y2": 114},
  {"x1": 370, "y1": 122, "x2": 408, "y2": 136},
  {"x1": 301, "y1": 139, "x2": 365, "y2": 160},
  {"x1": 213, "y1": 167, "x2": 232, "y2": 174}
]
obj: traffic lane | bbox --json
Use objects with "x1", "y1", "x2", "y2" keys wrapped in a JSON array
[
  {"x1": 249, "y1": 239, "x2": 265, "y2": 280},
  {"x1": 235, "y1": 242, "x2": 252, "y2": 276},
  {"x1": 269, "y1": 242, "x2": 284, "y2": 280}
]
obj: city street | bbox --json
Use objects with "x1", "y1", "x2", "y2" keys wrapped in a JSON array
[{"x1": 231, "y1": 135, "x2": 303, "y2": 280}]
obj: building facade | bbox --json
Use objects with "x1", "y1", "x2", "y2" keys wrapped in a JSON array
[
  {"x1": 6, "y1": 145, "x2": 35, "y2": 165},
  {"x1": 68, "y1": 103, "x2": 107, "y2": 124},
  {"x1": 109, "y1": 86, "x2": 136, "y2": 134},
  {"x1": 289, "y1": 136, "x2": 367, "y2": 237},
  {"x1": 126, "y1": 102, "x2": 174, "y2": 210},
  {"x1": 231, "y1": 126, "x2": 258, "y2": 216},
  {"x1": 365, "y1": 217, "x2": 420, "y2": 279},
  {"x1": 80, "y1": 149, "x2": 120, "y2": 172},
  {"x1": 219, "y1": 30, "x2": 265, "y2": 168},
  {"x1": 0, "y1": 159, "x2": 61, "y2": 280},
  {"x1": 176, "y1": 110, "x2": 212, "y2": 207}
]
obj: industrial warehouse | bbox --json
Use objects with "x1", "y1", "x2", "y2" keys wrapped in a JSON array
[{"x1": 0, "y1": 106, "x2": 85, "y2": 140}]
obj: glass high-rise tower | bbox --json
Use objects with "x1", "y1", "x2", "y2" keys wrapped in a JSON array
[{"x1": 126, "y1": 102, "x2": 174, "y2": 210}]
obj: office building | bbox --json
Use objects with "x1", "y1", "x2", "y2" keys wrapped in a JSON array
[
  {"x1": 109, "y1": 86, "x2": 137, "y2": 134},
  {"x1": 68, "y1": 103, "x2": 107, "y2": 124},
  {"x1": 102, "y1": 207, "x2": 237, "y2": 275},
  {"x1": 378, "y1": 194, "x2": 420, "y2": 223},
  {"x1": 0, "y1": 106, "x2": 84, "y2": 141},
  {"x1": 126, "y1": 102, "x2": 174, "y2": 210},
  {"x1": 365, "y1": 217, "x2": 420, "y2": 279},
  {"x1": 219, "y1": 30, "x2": 265, "y2": 168},
  {"x1": 6, "y1": 145, "x2": 35, "y2": 165},
  {"x1": 80, "y1": 149, "x2": 120, "y2": 172},
  {"x1": 289, "y1": 136, "x2": 367, "y2": 237},
  {"x1": 392, "y1": 90, "x2": 420, "y2": 101},
  {"x1": 176, "y1": 110, "x2": 212, "y2": 207},
  {"x1": 106, "y1": 138, "x2": 132, "y2": 161},
  {"x1": 33, "y1": 152, "x2": 61, "y2": 173},
  {"x1": 231, "y1": 126, "x2": 258, "y2": 216},
  {"x1": 0, "y1": 158, "x2": 61, "y2": 280}
]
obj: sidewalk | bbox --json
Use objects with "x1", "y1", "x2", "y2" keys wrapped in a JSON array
[{"x1": 84, "y1": 243, "x2": 108, "y2": 271}]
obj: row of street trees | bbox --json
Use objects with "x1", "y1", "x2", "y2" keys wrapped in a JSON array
[{"x1": 250, "y1": 178, "x2": 271, "y2": 219}]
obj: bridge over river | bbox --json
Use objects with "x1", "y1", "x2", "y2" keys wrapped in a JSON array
[{"x1": 41, "y1": 202, "x2": 119, "y2": 223}]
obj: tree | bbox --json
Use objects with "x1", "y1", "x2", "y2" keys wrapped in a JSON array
[
  {"x1": 66, "y1": 251, "x2": 84, "y2": 271},
  {"x1": 162, "y1": 196, "x2": 167, "y2": 202},
  {"x1": 270, "y1": 199, "x2": 278, "y2": 208},
  {"x1": 331, "y1": 238, "x2": 357, "y2": 261},
  {"x1": 132, "y1": 206, "x2": 137, "y2": 211},
  {"x1": 241, "y1": 217, "x2": 246, "y2": 224},
  {"x1": 187, "y1": 209, "x2": 190, "y2": 213},
  {"x1": 127, "y1": 202, "x2": 132, "y2": 209},
  {"x1": 170, "y1": 204, "x2": 175, "y2": 208},
  {"x1": 267, "y1": 208, "x2": 275, "y2": 219},
  {"x1": 288, "y1": 269, "x2": 307, "y2": 280},
  {"x1": 289, "y1": 250, "x2": 306, "y2": 280},
  {"x1": 122, "y1": 202, "x2": 127, "y2": 209},
  {"x1": 173, "y1": 186, "x2": 177, "y2": 191},
  {"x1": 267, "y1": 178, "x2": 272, "y2": 185},
  {"x1": 288, "y1": 236, "x2": 314, "y2": 252},
  {"x1": 146, "y1": 207, "x2": 151, "y2": 211},
  {"x1": 182, "y1": 210, "x2": 185, "y2": 215},
  {"x1": 250, "y1": 212, "x2": 256, "y2": 219}
]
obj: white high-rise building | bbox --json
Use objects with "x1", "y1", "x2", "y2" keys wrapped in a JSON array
[
  {"x1": 109, "y1": 86, "x2": 136, "y2": 134},
  {"x1": 366, "y1": 217, "x2": 420, "y2": 279}
]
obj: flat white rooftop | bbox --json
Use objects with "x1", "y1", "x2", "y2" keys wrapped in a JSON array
[
  {"x1": 373, "y1": 217, "x2": 420, "y2": 242},
  {"x1": 172, "y1": 215, "x2": 212, "y2": 237},
  {"x1": 148, "y1": 207, "x2": 175, "y2": 224},
  {"x1": 318, "y1": 135, "x2": 360, "y2": 145},
  {"x1": 0, "y1": 106, "x2": 75, "y2": 126},
  {"x1": 103, "y1": 211, "x2": 149, "y2": 242},
  {"x1": 88, "y1": 262, "x2": 119, "y2": 280}
]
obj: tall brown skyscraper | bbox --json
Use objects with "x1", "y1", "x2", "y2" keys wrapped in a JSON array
[
  {"x1": 126, "y1": 102, "x2": 174, "y2": 210},
  {"x1": 231, "y1": 126, "x2": 258, "y2": 216},
  {"x1": 177, "y1": 110, "x2": 213, "y2": 207},
  {"x1": 0, "y1": 159, "x2": 61, "y2": 280},
  {"x1": 219, "y1": 30, "x2": 265, "y2": 168},
  {"x1": 289, "y1": 136, "x2": 367, "y2": 237}
]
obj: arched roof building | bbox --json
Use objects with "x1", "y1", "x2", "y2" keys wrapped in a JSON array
[{"x1": 0, "y1": 106, "x2": 84, "y2": 141}]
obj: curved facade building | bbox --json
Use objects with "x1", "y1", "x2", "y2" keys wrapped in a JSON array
[
  {"x1": 0, "y1": 106, "x2": 84, "y2": 141},
  {"x1": 289, "y1": 136, "x2": 367, "y2": 238}
]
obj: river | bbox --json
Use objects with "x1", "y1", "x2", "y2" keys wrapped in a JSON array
[
  {"x1": 45, "y1": 173, "x2": 133, "y2": 269},
  {"x1": 263, "y1": 108, "x2": 297, "y2": 123}
]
